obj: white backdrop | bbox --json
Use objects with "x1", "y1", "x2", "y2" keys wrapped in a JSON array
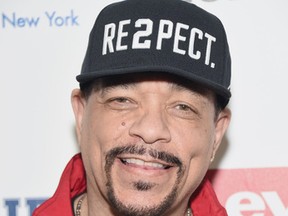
[{"x1": 1, "y1": 0, "x2": 288, "y2": 215}]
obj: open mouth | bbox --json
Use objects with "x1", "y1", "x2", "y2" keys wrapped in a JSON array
[{"x1": 120, "y1": 158, "x2": 172, "y2": 170}]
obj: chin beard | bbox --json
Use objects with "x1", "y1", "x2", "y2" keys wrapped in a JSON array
[
  {"x1": 107, "y1": 181, "x2": 178, "y2": 216},
  {"x1": 104, "y1": 145, "x2": 184, "y2": 216}
]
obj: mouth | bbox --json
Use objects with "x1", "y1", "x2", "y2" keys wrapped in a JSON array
[
  {"x1": 119, "y1": 157, "x2": 173, "y2": 170},
  {"x1": 105, "y1": 145, "x2": 182, "y2": 176}
]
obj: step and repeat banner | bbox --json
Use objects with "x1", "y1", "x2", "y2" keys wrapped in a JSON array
[{"x1": 1, "y1": 0, "x2": 287, "y2": 215}]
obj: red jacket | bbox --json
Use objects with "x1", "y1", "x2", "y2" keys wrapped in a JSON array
[{"x1": 33, "y1": 154, "x2": 227, "y2": 216}]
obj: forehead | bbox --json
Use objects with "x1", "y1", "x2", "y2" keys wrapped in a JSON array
[{"x1": 95, "y1": 73, "x2": 213, "y2": 97}]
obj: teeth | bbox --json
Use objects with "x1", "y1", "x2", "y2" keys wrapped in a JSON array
[{"x1": 122, "y1": 158, "x2": 166, "y2": 168}]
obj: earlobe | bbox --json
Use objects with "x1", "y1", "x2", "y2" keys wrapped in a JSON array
[
  {"x1": 211, "y1": 108, "x2": 231, "y2": 161},
  {"x1": 71, "y1": 89, "x2": 86, "y2": 144}
]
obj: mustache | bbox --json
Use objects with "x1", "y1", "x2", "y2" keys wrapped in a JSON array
[{"x1": 105, "y1": 145, "x2": 183, "y2": 170}]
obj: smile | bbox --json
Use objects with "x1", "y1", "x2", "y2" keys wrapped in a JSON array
[{"x1": 120, "y1": 158, "x2": 172, "y2": 170}]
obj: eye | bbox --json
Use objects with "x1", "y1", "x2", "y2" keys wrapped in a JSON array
[
  {"x1": 112, "y1": 97, "x2": 130, "y2": 103},
  {"x1": 168, "y1": 102, "x2": 200, "y2": 120},
  {"x1": 176, "y1": 104, "x2": 193, "y2": 112},
  {"x1": 105, "y1": 97, "x2": 137, "y2": 110}
]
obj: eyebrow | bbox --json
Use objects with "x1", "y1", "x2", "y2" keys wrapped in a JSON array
[
  {"x1": 99, "y1": 82, "x2": 136, "y2": 97},
  {"x1": 99, "y1": 80, "x2": 203, "y2": 100}
]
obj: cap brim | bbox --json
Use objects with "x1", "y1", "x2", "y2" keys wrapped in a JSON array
[{"x1": 76, "y1": 66, "x2": 231, "y2": 102}]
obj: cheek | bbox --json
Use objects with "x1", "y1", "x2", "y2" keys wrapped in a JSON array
[
  {"x1": 81, "y1": 110, "x2": 126, "y2": 153},
  {"x1": 172, "y1": 122, "x2": 215, "y2": 176},
  {"x1": 80, "y1": 108, "x2": 129, "y2": 187},
  {"x1": 172, "y1": 122, "x2": 215, "y2": 158},
  {"x1": 80, "y1": 106, "x2": 135, "y2": 174}
]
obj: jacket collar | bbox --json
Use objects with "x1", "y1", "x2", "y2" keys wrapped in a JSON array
[{"x1": 33, "y1": 153, "x2": 227, "y2": 216}]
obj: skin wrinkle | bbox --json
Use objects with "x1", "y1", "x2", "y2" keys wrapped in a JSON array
[
  {"x1": 71, "y1": 73, "x2": 231, "y2": 216},
  {"x1": 81, "y1": 74, "x2": 221, "y2": 121},
  {"x1": 98, "y1": 81, "x2": 212, "y2": 125}
]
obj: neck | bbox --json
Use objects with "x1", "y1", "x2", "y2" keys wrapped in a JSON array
[{"x1": 74, "y1": 193, "x2": 193, "y2": 216}]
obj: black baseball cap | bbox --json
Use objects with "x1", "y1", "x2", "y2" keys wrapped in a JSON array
[{"x1": 77, "y1": 0, "x2": 231, "y2": 105}]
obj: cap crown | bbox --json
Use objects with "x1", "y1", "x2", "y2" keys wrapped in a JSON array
[{"x1": 77, "y1": 0, "x2": 231, "y2": 100}]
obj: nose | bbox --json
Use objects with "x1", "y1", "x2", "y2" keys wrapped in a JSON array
[{"x1": 129, "y1": 108, "x2": 171, "y2": 144}]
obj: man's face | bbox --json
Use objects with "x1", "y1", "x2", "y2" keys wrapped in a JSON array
[{"x1": 72, "y1": 75, "x2": 230, "y2": 216}]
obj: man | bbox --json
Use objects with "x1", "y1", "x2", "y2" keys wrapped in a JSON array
[{"x1": 33, "y1": 0, "x2": 232, "y2": 215}]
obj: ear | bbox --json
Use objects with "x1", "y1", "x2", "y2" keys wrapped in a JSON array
[
  {"x1": 71, "y1": 89, "x2": 86, "y2": 145},
  {"x1": 211, "y1": 107, "x2": 231, "y2": 162}
]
